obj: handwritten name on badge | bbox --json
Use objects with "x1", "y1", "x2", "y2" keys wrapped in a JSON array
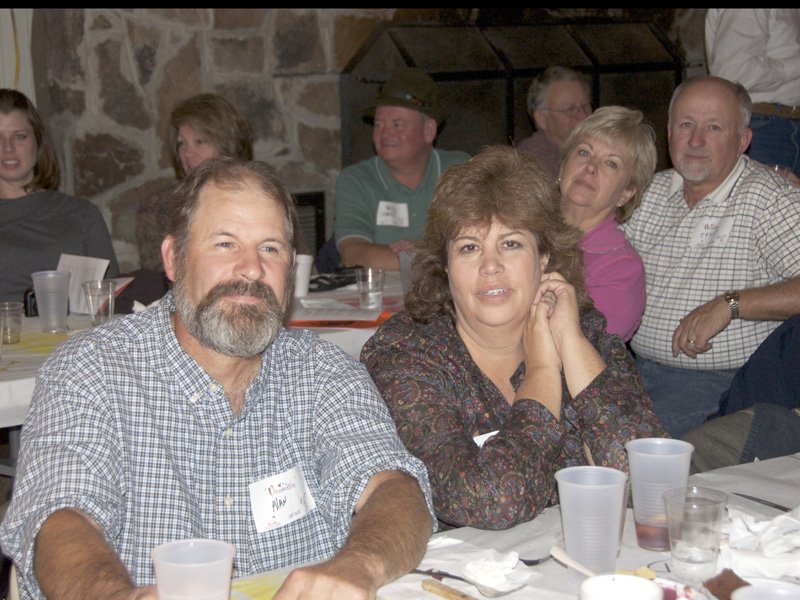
[
  {"x1": 249, "y1": 465, "x2": 316, "y2": 533},
  {"x1": 690, "y1": 216, "x2": 734, "y2": 249},
  {"x1": 376, "y1": 201, "x2": 409, "y2": 228}
]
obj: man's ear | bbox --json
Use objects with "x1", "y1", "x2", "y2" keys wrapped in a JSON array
[
  {"x1": 739, "y1": 127, "x2": 753, "y2": 156},
  {"x1": 162, "y1": 235, "x2": 177, "y2": 283},
  {"x1": 423, "y1": 118, "x2": 438, "y2": 144},
  {"x1": 533, "y1": 109, "x2": 547, "y2": 132}
]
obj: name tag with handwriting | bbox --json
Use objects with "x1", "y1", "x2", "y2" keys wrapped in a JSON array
[
  {"x1": 249, "y1": 464, "x2": 316, "y2": 533},
  {"x1": 690, "y1": 216, "x2": 734, "y2": 249},
  {"x1": 376, "y1": 201, "x2": 409, "y2": 228}
]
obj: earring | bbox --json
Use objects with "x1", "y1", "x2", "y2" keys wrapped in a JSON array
[{"x1": 556, "y1": 177, "x2": 562, "y2": 185}]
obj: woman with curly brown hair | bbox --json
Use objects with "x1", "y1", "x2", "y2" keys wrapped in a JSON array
[{"x1": 362, "y1": 146, "x2": 665, "y2": 530}]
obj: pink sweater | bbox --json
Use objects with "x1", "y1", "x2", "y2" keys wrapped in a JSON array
[{"x1": 581, "y1": 216, "x2": 646, "y2": 341}]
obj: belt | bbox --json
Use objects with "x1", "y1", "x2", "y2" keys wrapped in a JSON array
[{"x1": 751, "y1": 103, "x2": 800, "y2": 119}]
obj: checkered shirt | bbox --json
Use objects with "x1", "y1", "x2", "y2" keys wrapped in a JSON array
[
  {"x1": 0, "y1": 293, "x2": 434, "y2": 600},
  {"x1": 622, "y1": 156, "x2": 800, "y2": 370}
]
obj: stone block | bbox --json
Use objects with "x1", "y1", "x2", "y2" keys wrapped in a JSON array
[
  {"x1": 213, "y1": 9, "x2": 266, "y2": 30},
  {"x1": 212, "y1": 37, "x2": 265, "y2": 73},
  {"x1": 73, "y1": 133, "x2": 144, "y2": 199},
  {"x1": 273, "y1": 11, "x2": 325, "y2": 72},
  {"x1": 298, "y1": 123, "x2": 341, "y2": 171},
  {"x1": 97, "y1": 40, "x2": 151, "y2": 129}
]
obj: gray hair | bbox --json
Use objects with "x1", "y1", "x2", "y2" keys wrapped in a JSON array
[
  {"x1": 668, "y1": 77, "x2": 752, "y2": 134},
  {"x1": 527, "y1": 66, "x2": 591, "y2": 116}
]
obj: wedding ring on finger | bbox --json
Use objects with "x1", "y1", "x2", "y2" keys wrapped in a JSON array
[{"x1": 688, "y1": 340, "x2": 695, "y2": 345}]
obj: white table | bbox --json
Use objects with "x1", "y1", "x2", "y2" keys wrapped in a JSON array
[
  {"x1": 231, "y1": 453, "x2": 800, "y2": 600},
  {"x1": 0, "y1": 275, "x2": 404, "y2": 429}
]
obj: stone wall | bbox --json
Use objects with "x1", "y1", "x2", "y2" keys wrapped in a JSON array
[
  {"x1": 32, "y1": 8, "x2": 394, "y2": 271},
  {"x1": 30, "y1": 8, "x2": 705, "y2": 272}
]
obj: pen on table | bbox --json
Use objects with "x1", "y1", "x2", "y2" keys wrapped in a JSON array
[
  {"x1": 732, "y1": 492, "x2": 792, "y2": 512},
  {"x1": 422, "y1": 578, "x2": 480, "y2": 600}
]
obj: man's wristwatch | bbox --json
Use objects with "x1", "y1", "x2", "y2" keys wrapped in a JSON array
[{"x1": 724, "y1": 290, "x2": 740, "y2": 320}]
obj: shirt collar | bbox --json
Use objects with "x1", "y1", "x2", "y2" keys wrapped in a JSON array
[
  {"x1": 667, "y1": 155, "x2": 748, "y2": 205},
  {"x1": 374, "y1": 149, "x2": 439, "y2": 191}
]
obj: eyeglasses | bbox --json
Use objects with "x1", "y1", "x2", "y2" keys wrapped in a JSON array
[{"x1": 544, "y1": 102, "x2": 592, "y2": 116}]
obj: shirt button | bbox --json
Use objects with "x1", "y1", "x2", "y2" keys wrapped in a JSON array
[
  {"x1": 225, "y1": 428, "x2": 232, "y2": 437},
  {"x1": 189, "y1": 394, "x2": 199, "y2": 404},
  {"x1": 224, "y1": 496, "x2": 233, "y2": 506},
  {"x1": 209, "y1": 383, "x2": 220, "y2": 394}
]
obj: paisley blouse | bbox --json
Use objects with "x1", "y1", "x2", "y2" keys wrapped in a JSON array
[{"x1": 362, "y1": 309, "x2": 666, "y2": 530}]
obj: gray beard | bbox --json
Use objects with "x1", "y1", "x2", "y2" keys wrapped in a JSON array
[{"x1": 173, "y1": 278, "x2": 286, "y2": 358}]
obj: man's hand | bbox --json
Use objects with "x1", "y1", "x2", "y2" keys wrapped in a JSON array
[
  {"x1": 274, "y1": 557, "x2": 378, "y2": 600},
  {"x1": 388, "y1": 239, "x2": 417, "y2": 254},
  {"x1": 672, "y1": 295, "x2": 731, "y2": 358},
  {"x1": 273, "y1": 471, "x2": 430, "y2": 600}
]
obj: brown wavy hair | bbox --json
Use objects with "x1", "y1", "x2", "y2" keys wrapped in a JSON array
[
  {"x1": 0, "y1": 89, "x2": 60, "y2": 192},
  {"x1": 168, "y1": 93, "x2": 254, "y2": 179},
  {"x1": 406, "y1": 146, "x2": 591, "y2": 323}
]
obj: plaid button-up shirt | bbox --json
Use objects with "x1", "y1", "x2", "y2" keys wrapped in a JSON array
[
  {"x1": 623, "y1": 156, "x2": 800, "y2": 370},
  {"x1": 1, "y1": 294, "x2": 433, "y2": 600}
]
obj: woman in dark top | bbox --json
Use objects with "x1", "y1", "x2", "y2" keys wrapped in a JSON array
[
  {"x1": 0, "y1": 89, "x2": 118, "y2": 303},
  {"x1": 362, "y1": 146, "x2": 665, "y2": 530}
]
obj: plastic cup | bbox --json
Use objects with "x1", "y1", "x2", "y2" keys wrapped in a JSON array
[
  {"x1": 151, "y1": 539, "x2": 235, "y2": 600},
  {"x1": 0, "y1": 302, "x2": 23, "y2": 344},
  {"x1": 355, "y1": 267, "x2": 385, "y2": 309},
  {"x1": 663, "y1": 486, "x2": 727, "y2": 583},
  {"x1": 294, "y1": 254, "x2": 314, "y2": 297},
  {"x1": 555, "y1": 466, "x2": 629, "y2": 585},
  {"x1": 31, "y1": 271, "x2": 70, "y2": 333},
  {"x1": 625, "y1": 438, "x2": 694, "y2": 551},
  {"x1": 83, "y1": 280, "x2": 116, "y2": 326},
  {"x1": 580, "y1": 573, "x2": 663, "y2": 600}
]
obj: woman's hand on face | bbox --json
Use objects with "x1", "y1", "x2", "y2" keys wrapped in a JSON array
[
  {"x1": 522, "y1": 292, "x2": 561, "y2": 373},
  {"x1": 533, "y1": 272, "x2": 582, "y2": 351}
]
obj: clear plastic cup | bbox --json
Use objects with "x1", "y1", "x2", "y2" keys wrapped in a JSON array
[
  {"x1": 0, "y1": 301, "x2": 23, "y2": 344},
  {"x1": 82, "y1": 280, "x2": 116, "y2": 326},
  {"x1": 293, "y1": 254, "x2": 314, "y2": 297},
  {"x1": 625, "y1": 438, "x2": 694, "y2": 551},
  {"x1": 663, "y1": 486, "x2": 728, "y2": 583},
  {"x1": 555, "y1": 466, "x2": 629, "y2": 584},
  {"x1": 151, "y1": 539, "x2": 235, "y2": 600},
  {"x1": 355, "y1": 267, "x2": 385, "y2": 309},
  {"x1": 31, "y1": 270, "x2": 70, "y2": 333},
  {"x1": 580, "y1": 573, "x2": 663, "y2": 600}
]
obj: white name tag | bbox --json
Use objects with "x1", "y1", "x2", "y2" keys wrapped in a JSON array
[
  {"x1": 249, "y1": 464, "x2": 316, "y2": 533},
  {"x1": 376, "y1": 201, "x2": 409, "y2": 228},
  {"x1": 690, "y1": 216, "x2": 735, "y2": 249},
  {"x1": 473, "y1": 430, "x2": 499, "y2": 448}
]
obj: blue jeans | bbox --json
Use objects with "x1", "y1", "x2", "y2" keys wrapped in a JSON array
[
  {"x1": 747, "y1": 111, "x2": 800, "y2": 178},
  {"x1": 634, "y1": 357, "x2": 737, "y2": 439}
]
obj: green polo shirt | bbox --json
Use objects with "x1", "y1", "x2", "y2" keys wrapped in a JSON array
[{"x1": 334, "y1": 149, "x2": 470, "y2": 247}]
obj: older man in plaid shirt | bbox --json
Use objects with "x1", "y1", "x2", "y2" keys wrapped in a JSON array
[
  {"x1": 623, "y1": 76, "x2": 800, "y2": 438},
  {"x1": 0, "y1": 158, "x2": 434, "y2": 600}
]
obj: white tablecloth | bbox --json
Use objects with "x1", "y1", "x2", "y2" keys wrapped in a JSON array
[{"x1": 231, "y1": 453, "x2": 800, "y2": 599}]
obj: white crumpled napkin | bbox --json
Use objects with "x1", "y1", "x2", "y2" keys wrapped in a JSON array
[{"x1": 718, "y1": 505, "x2": 800, "y2": 578}]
